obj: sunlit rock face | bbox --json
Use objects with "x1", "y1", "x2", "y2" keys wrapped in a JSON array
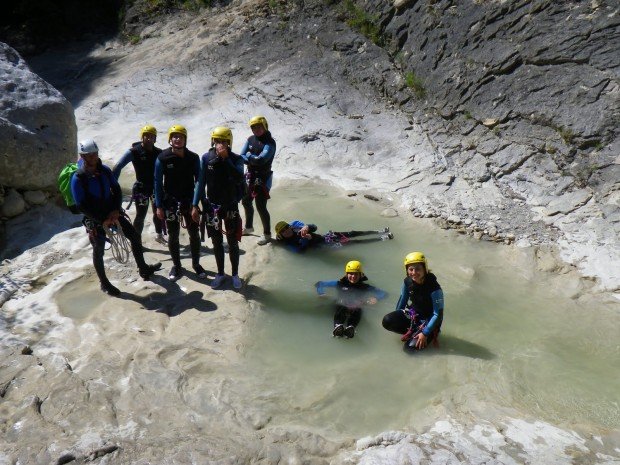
[{"x1": 0, "y1": 42, "x2": 76, "y2": 191}]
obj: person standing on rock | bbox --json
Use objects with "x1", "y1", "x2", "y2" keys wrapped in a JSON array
[
  {"x1": 112, "y1": 124, "x2": 166, "y2": 244},
  {"x1": 71, "y1": 138, "x2": 161, "y2": 296},
  {"x1": 154, "y1": 125, "x2": 205, "y2": 282},
  {"x1": 240, "y1": 115, "x2": 276, "y2": 246},
  {"x1": 192, "y1": 126, "x2": 244, "y2": 289},
  {"x1": 382, "y1": 252, "x2": 444, "y2": 351}
]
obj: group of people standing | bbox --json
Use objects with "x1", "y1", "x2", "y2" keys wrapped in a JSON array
[
  {"x1": 70, "y1": 116, "x2": 276, "y2": 294},
  {"x1": 69, "y1": 116, "x2": 444, "y2": 351}
]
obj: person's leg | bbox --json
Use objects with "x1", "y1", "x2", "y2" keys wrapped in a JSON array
[
  {"x1": 89, "y1": 225, "x2": 119, "y2": 295},
  {"x1": 150, "y1": 198, "x2": 163, "y2": 235},
  {"x1": 167, "y1": 218, "x2": 182, "y2": 268},
  {"x1": 133, "y1": 203, "x2": 148, "y2": 236},
  {"x1": 210, "y1": 227, "x2": 225, "y2": 275},
  {"x1": 346, "y1": 309, "x2": 362, "y2": 328},
  {"x1": 118, "y1": 215, "x2": 161, "y2": 279},
  {"x1": 118, "y1": 215, "x2": 147, "y2": 269},
  {"x1": 333, "y1": 305, "x2": 347, "y2": 336},
  {"x1": 254, "y1": 191, "x2": 271, "y2": 236},
  {"x1": 344, "y1": 309, "x2": 361, "y2": 338},
  {"x1": 337, "y1": 230, "x2": 380, "y2": 238},
  {"x1": 226, "y1": 231, "x2": 240, "y2": 276},
  {"x1": 242, "y1": 193, "x2": 254, "y2": 231},
  {"x1": 382, "y1": 310, "x2": 411, "y2": 334}
]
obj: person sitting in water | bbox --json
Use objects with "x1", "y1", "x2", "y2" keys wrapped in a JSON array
[
  {"x1": 316, "y1": 260, "x2": 387, "y2": 339},
  {"x1": 274, "y1": 220, "x2": 393, "y2": 253},
  {"x1": 382, "y1": 252, "x2": 444, "y2": 351}
]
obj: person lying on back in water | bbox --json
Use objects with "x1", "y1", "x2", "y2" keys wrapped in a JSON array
[
  {"x1": 382, "y1": 252, "x2": 444, "y2": 351},
  {"x1": 315, "y1": 260, "x2": 386, "y2": 339},
  {"x1": 274, "y1": 220, "x2": 393, "y2": 253}
]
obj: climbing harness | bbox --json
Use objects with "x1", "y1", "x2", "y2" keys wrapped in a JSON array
[
  {"x1": 324, "y1": 231, "x2": 349, "y2": 248},
  {"x1": 126, "y1": 182, "x2": 150, "y2": 210},
  {"x1": 103, "y1": 223, "x2": 131, "y2": 264}
]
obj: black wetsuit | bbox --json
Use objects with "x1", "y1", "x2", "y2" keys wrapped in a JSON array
[
  {"x1": 154, "y1": 147, "x2": 201, "y2": 270},
  {"x1": 193, "y1": 148, "x2": 244, "y2": 276},
  {"x1": 113, "y1": 142, "x2": 164, "y2": 236}
]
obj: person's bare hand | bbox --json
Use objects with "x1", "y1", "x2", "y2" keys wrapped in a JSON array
[
  {"x1": 216, "y1": 142, "x2": 229, "y2": 159},
  {"x1": 191, "y1": 206, "x2": 200, "y2": 224},
  {"x1": 413, "y1": 333, "x2": 428, "y2": 349}
]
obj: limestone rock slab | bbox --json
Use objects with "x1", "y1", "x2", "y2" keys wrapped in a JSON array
[{"x1": 0, "y1": 42, "x2": 76, "y2": 190}]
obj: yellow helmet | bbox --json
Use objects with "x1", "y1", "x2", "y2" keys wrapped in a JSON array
[
  {"x1": 168, "y1": 124, "x2": 188, "y2": 143},
  {"x1": 249, "y1": 115, "x2": 268, "y2": 130},
  {"x1": 404, "y1": 252, "x2": 429, "y2": 271},
  {"x1": 140, "y1": 124, "x2": 157, "y2": 138},
  {"x1": 345, "y1": 260, "x2": 363, "y2": 274},
  {"x1": 211, "y1": 126, "x2": 233, "y2": 147},
  {"x1": 275, "y1": 221, "x2": 289, "y2": 237}
]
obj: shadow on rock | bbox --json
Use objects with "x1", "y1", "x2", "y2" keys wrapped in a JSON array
[
  {"x1": 120, "y1": 275, "x2": 217, "y2": 317},
  {"x1": 403, "y1": 334, "x2": 495, "y2": 360}
]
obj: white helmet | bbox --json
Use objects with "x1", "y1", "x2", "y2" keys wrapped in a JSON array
[{"x1": 78, "y1": 139, "x2": 99, "y2": 155}]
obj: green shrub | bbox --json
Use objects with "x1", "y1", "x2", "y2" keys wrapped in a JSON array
[
  {"x1": 405, "y1": 71, "x2": 426, "y2": 98},
  {"x1": 343, "y1": 0, "x2": 384, "y2": 46}
]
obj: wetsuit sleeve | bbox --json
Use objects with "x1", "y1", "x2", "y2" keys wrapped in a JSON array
[
  {"x1": 240, "y1": 140, "x2": 250, "y2": 163},
  {"x1": 247, "y1": 143, "x2": 275, "y2": 166},
  {"x1": 226, "y1": 155, "x2": 244, "y2": 179},
  {"x1": 154, "y1": 158, "x2": 164, "y2": 208},
  {"x1": 395, "y1": 281, "x2": 408, "y2": 311},
  {"x1": 315, "y1": 280, "x2": 338, "y2": 295},
  {"x1": 368, "y1": 286, "x2": 387, "y2": 300},
  {"x1": 106, "y1": 167, "x2": 122, "y2": 211},
  {"x1": 112, "y1": 149, "x2": 133, "y2": 180},
  {"x1": 70, "y1": 174, "x2": 87, "y2": 212},
  {"x1": 193, "y1": 154, "x2": 201, "y2": 184},
  {"x1": 192, "y1": 156, "x2": 207, "y2": 207},
  {"x1": 422, "y1": 288, "x2": 444, "y2": 336}
]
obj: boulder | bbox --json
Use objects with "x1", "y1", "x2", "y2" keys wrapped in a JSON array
[
  {"x1": 0, "y1": 42, "x2": 76, "y2": 191},
  {"x1": 1, "y1": 189, "x2": 26, "y2": 218}
]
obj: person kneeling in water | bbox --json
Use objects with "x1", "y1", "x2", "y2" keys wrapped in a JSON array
[
  {"x1": 382, "y1": 252, "x2": 444, "y2": 351},
  {"x1": 316, "y1": 260, "x2": 386, "y2": 339},
  {"x1": 275, "y1": 220, "x2": 393, "y2": 253}
]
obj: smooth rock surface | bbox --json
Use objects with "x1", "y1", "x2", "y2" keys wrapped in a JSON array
[{"x1": 0, "y1": 42, "x2": 76, "y2": 191}]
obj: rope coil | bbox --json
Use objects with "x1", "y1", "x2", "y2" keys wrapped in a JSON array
[{"x1": 103, "y1": 224, "x2": 131, "y2": 264}]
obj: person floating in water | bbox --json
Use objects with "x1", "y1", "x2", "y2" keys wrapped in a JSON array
[
  {"x1": 315, "y1": 260, "x2": 387, "y2": 339},
  {"x1": 274, "y1": 220, "x2": 393, "y2": 253},
  {"x1": 382, "y1": 252, "x2": 444, "y2": 351}
]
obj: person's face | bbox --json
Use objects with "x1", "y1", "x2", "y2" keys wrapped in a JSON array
[
  {"x1": 346, "y1": 272, "x2": 361, "y2": 284},
  {"x1": 251, "y1": 124, "x2": 265, "y2": 137},
  {"x1": 406, "y1": 263, "x2": 426, "y2": 284},
  {"x1": 142, "y1": 133, "x2": 156, "y2": 148},
  {"x1": 81, "y1": 152, "x2": 99, "y2": 170},
  {"x1": 169, "y1": 133, "x2": 186, "y2": 149},
  {"x1": 281, "y1": 226, "x2": 293, "y2": 238}
]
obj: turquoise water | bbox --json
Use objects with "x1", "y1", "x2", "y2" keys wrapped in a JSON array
[{"x1": 241, "y1": 182, "x2": 620, "y2": 436}]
